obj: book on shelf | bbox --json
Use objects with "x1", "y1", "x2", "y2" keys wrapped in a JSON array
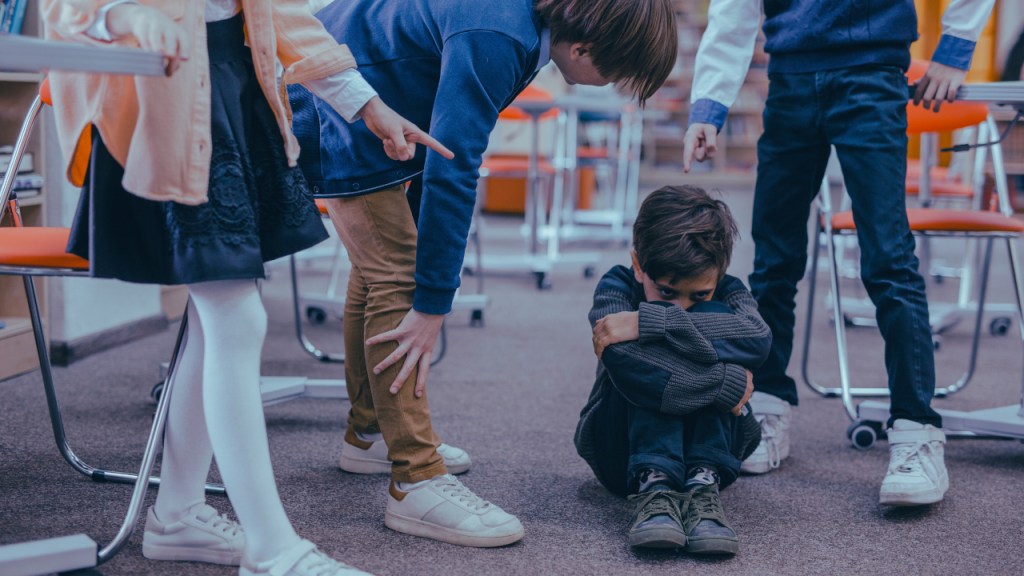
[
  {"x1": 1, "y1": 0, "x2": 28, "y2": 34},
  {"x1": 0, "y1": 146, "x2": 33, "y2": 173},
  {"x1": 8, "y1": 172, "x2": 43, "y2": 192}
]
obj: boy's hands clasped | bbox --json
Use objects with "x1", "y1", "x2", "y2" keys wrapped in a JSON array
[{"x1": 593, "y1": 311, "x2": 754, "y2": 417}]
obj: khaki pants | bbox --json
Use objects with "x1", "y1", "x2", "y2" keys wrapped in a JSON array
[{"x1": 323, "y1": 186, "x2": 447, "y2": 483}]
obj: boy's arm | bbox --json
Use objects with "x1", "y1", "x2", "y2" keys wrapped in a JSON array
[
  {"x1": 591, "y1": 270, "x2": 750, "y2": 415},
  {"x1": 638, "y1": 276, "x2": 771, "y2": 370},
  {"x1": 683, "y1": 0, "x2": 761, "y2": 171},
  {"x1": 413, "y1": 31, "x2": 530, "y2": 315},
  {"x1": 914, "y1": 0, "x2": 997, "y2": 111}
]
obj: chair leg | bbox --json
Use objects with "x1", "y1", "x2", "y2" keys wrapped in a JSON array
[
  {"x1": 801, "y1": 210, "x2": 835, "y2": 397},
  {"x1": 290, "y1": 255, "x2": 345, "y2": 363},
  {"x1": 937, "y1": 236, "x2": 992, "y2": 397},
  {"x1": 1004, "y1": 237, "x2": 1024, "y2": 413},
  {"x1": 22, "y1": 275, "x2": 225, "y2": 495},
  {"x1": 827, "y1": 233, "x2": 858, "y2": 421}
]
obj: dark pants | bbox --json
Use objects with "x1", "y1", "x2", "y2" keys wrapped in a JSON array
[
  {"x1": 592, "y1": 382, "x2": 745, "y2": 497},
  {"x1": 748, "y1": 65, "x2": 941, "y2": 428}
]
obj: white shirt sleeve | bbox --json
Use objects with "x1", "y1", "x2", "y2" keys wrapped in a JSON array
[
  {"x1": 931, "y1": 0, "x2": 997, "y2": 70},
  {"x1": 688, "y1": 0, "x2": 763, "y2": 129},
  {"x1": 304, "y1": 68, "x2": 378, "y2": 123},
  {"x1": 84, "y1": 0, "x2": 138, "y2": 41}
]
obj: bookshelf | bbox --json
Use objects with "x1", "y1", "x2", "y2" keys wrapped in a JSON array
[
  {"x1": 643, "y1": 0, "x2": 769, "y2": 185},
  {"x1": 0, "y1": 0, "x2": 52, "y2": 380}
]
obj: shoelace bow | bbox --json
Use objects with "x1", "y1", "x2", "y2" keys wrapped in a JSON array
[
  {"x1": 438, "y1": 478, "x2": 492, "y2": 511},
  {"x1": 889, "y1": 441, "x2": 938, "y2": 480},
  {"x1": 627, "y1": 490, "x2": 687, "y2": 526},
  {"x1": 760, "y1": 414, "x2": 783, "y2": 469}
]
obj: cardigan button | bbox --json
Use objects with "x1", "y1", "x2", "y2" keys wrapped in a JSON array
[
  {"x1": 313, "y1": 185, "x2": 321, "y2": 194},
  {"x1": 352, "y1": 183, "x2": 361, "y2": 190}
]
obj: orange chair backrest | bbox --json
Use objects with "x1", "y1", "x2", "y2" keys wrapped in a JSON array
[
  {"x1": 39, "y1": 76, "x2": 92, "y2": 186},
  {"x1": 499, "y1": 84, "x2": 559, "y2": 121},
  {"x1": 40, "y1": 76, "x2": 52, "y2": 106},
  {"x1": 905, "y1": 59, "x2": 989, "y2": 134}
]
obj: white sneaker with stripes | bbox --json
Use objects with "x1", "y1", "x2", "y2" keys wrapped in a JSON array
[{"x1": 385, "y1": 475, "x2": 525, "y2": 547}]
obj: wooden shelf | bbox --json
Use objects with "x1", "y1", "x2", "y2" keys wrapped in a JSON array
[
  {"x1": 0, "y1": 72, "x2": 45, "y2": 83},
  {"x1": 0, "y1": 317, "x2": 33, "y2": 340}
]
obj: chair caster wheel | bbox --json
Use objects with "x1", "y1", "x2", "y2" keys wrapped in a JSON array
[
  {"x1": 932, "y1": 335, "x2": 942, "y2": 351},
  {"x1": 933, "y1": 274, "x2": 944, "y2": 285},
  {"x1": 150, "y1": 381, "x2": 164, "y2": 404},
  {"x1": 470, "y1": 309, "x2": 484, "y2": 327},
  {"x1": 583, "y1": 265, "x2": 596, "y2": 279},
  {"x1": 535, "y1": 271, "x2": 552, "y2": 290},
  {"x1": 306, "y1": 306, "x2": 328, "y2": 325},
  {"x1": 847, "y1": 420, "x2": 882, "y2": 450},
  {"x1": 990, "y1": 316, "x2": 1012, "y2": 337},
  {"x1": 463, "y1": 266, "x2": 475, "y2": 276}
]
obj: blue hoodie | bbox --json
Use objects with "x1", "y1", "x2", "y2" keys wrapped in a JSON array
[{"x1": 289, "y1": 0, "x2": 544, "y2": 315}]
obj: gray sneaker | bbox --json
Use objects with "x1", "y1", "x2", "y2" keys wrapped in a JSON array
[
  {"x1": 683, "y1": 484, "x2": 739, "y2": 555},
  {"x1": 626, "y1": 487, "x2": 690, "y2": 548}
]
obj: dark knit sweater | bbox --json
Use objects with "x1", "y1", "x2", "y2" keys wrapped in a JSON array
[{"x1": 574, "y1": 266, "x2": 770, "y2": 484}]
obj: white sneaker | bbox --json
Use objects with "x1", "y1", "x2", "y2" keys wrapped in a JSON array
[
  {"x1": 239, "y1": 539, "x2": 373, "y2": 576},
  {"x1": 339, "y1": 426, "x2": 471, "y2": 475},
  {"x1": 740, "y1": 391, "x2": 792, "y2": 474},
  {"x1": 879, "y1": 419, "x2": 948, "y2": 506},
  {"x1": 385, "y1": 474, "x2": 525, "y2": 547},
  {"x1": 142, "y1": 503, "x2": 244, "y2": 565}
]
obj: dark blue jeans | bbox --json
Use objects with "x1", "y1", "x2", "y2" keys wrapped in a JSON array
[
  {"x1": 749, "y1": 65, "x2": 941, "y2": 428},
  {"x1": 592, "y1": 381, "x2": 744, "y2": 496}
]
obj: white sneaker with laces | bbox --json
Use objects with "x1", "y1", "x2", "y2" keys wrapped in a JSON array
[
  {"x1": 740, "y1": 391, "x2": 792, "y2": 474},
  {"x1": 339, "y1": 426, "x2": 471, "y2": 474},
  {"x1": 879, "y1": 419, "x2": 948, "y2": 506},
  {"x1": 239, "y1": 539, "x2": 373, "y2": 576},
  {"x1": 385, "y1": 474, "x2": 525, "y2": 547},
  {"x1": 142, "y1": 503, "x2": 244, "y2": 565}
]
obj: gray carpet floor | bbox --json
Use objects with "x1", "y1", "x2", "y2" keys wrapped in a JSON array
[{"x1": 2, "y1": 185, "x2": 1023, "y2": 575}]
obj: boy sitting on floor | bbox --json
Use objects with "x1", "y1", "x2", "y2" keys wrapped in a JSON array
[{"x1": 575, "y1": 185, "x2": 770, "y2": 554}]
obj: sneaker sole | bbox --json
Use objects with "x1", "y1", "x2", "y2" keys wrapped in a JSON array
[
  {"x1": 879, "y1": 477, "x2": 948, "y2": 506},
  {"x1": 384, "y1": 510, "x2": 524, "y2": 547},
  {"x1": 340, "y1": 454, "x2": 471, "y2": 475},
  {"x1": 740, "y1": 438, "x2": 790, "y2": 475},
  {"x1": 142, "y1": 542, "x2": 242, "y2": 565},
  {"x1": 686, "y1": 536, "x2": 739, "y2": 555},
  {"x1": 629, "y1": 527, "x2": 687, "y2": 548}
]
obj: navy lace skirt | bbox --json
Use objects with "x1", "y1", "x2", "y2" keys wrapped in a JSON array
[{"x1": 66, "y1": 14, "x2": 328, "y2": 285}]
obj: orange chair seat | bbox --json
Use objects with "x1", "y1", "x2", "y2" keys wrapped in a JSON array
[
  {"x1": 905, "y1": 178, "x2": 974, "y2": 198},
  {"x1": 577, "y1": 147, "x2": 610, "y2": 160},
  {"x1": 0, "y1": 228, "x2": 90, "y2": 270},
  {"x1": 315, "y1": 198, "x2": 329, "y2": 214},
  {"x1": 906, "y1": 159, "x2": 952, "y2": 181},
  {"x1": 481, "y1": 156, "x2": 556, "y2": 176},
  {"x1": 832, "y1": 209, "x2": 1024, "y2": 233}
]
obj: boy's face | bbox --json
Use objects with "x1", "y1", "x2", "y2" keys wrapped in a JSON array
[
  {"x1": 631, "y1": 251, "x2": 718, "y2": 309},
  {"x1": 550, "y1": 42, "x2": 614, "y2": 87}
]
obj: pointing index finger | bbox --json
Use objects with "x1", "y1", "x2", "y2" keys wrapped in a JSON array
[{"x1": 408, "y1": 129, "x2": 454, "y2": 160}]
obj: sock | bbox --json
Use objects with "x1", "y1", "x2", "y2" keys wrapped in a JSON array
[
  {"x1": 188, "y1": 280, "x2": 301, "y2": 563},
  {"x1": 396, "y1": 478, "x2": 432, "y2": 491},
  {"x1": 356, "y1": 430, "x2": 384, "y2": 443},
  {"x1": 638, "y1": 469, "x2": 674, "y2": 492},
  {"x1": 683, "y1": 466, "x2": 720, "y2": 490}
]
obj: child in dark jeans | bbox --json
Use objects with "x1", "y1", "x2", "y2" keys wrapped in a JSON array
[{"x1": 575, "y1": 185, "x2": 770, "y2": 554}]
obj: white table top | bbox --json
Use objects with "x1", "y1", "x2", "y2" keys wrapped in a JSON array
[{"x1": 0, "y1": 34, "x2": 165, "y2": 76}]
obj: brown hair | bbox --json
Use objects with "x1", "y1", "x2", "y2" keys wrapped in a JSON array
[
  {"x1": 633, "y1": 185, "x2": 739, "y2": 283},
  {"x1": 534, "y1": 0, "x2": 677, "y2": 105}
]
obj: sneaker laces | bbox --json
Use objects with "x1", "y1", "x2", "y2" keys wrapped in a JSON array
[
  {"x1": 436, "y1": 476, "x2": 492, "y2": 511},
  {"x1": 888, "y1": 441, "x2": 940, "y2": 482},
  {"x1": 627, "y1": 490, "x2": 688, "y2": 527},
  {"x1": 197, "y1": 509, "x2": 243, "y2": 538},
  {"x1": 685, "y1": 484, "x2": 731, "y2": 531},
  {"x1": 759, "y1": 414, "x2": 783, "y2": 469}
]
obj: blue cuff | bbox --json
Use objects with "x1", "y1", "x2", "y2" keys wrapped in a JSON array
[
  {"x1": 413, "y1": 285, "x2": 457, "y2": 316},
  {"x1": 932, "y1": 34, "x2": 976, "y2": 71},
  {"x1": 687, "y1": 99, "x2": 728, "y2": 132}
]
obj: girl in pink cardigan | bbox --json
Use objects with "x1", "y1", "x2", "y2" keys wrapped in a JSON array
[{"x1": 44, "y1": 1, "x2": 451, "y2": 574}]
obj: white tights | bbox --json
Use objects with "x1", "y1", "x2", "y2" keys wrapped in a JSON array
[{"x1": 153, "y1": 279, "x2": 300, "y2": 563}]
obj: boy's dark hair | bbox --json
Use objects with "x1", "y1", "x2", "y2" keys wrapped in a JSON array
[
  {"x1": 633, "y1": 185, "x2": 739, "y2": 283},
  {"x1": 534, "y1": 0, "x2": 676, "y2": 105}
]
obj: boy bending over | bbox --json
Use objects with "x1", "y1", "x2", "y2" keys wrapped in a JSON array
[{"x1": 575, "y1": 185, "x2": 770, "y2": 554}]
